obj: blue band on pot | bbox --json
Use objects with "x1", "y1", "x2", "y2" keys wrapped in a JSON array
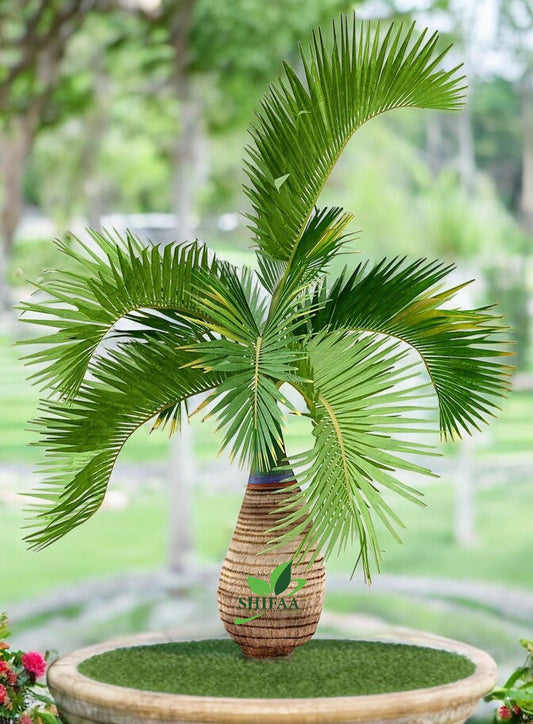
[{"x1": 248, "y1": 470, "x2": 294, "y2": 485}]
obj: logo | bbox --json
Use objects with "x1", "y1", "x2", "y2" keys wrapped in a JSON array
[{"x1": 234, "y1": 560, "x2": 306, "y2": 625}]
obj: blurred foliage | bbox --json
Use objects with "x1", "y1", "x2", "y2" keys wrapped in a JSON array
[
  {"x1": 485, "y1": 259, "x2": 531, "y2": 370},
  {"x1": 473, "y1": 77, "x2": 522, "y2": 210},
  {"x1": 2, "y1": 0, "x2": 533, "y2": 367},
  {"x1": 320, "y1": 118, "x2": 520, "y2": 261}
]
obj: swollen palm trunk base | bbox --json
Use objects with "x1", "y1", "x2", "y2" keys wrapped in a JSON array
[{"x1": 217, "y1": 473, "x2": 326, "y2": 659}]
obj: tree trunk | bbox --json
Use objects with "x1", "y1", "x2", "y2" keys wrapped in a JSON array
[
  {"x1": 456, "y1": 3, "x2": 476, "y2": 193},
  {"x1": 80, "y1": 65, "x2": 109, "y2": 231},
  {"x1": 456, "y1": 99, "x2": 476, "y2": 192},
  {"x1": 0, "y1": 241, "x2": 10, "y2": 311},
  {"x1": 0, "y1": 112, "x2": 40, "y2": 310},
  {"x1": 166, "y1": 0, "x2": 200, "y2": 574},
  {"x1": 426, "y1": 115, "x2": 443, "y2": 176},
  {"x1": 454, "y1": 437, "x2": 477, "y2": 546},
  {"x1": 167, "y1": 418, "x2": 195, "y2": 574},
  {"x1": 520, "y1": 76, "x2": 533, "y2": 234},
  {"x1": 0, "y1": 6, "x2": 79, "y2": 309}
]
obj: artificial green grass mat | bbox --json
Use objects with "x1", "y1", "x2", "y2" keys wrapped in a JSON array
[{"x1": 78, "y1": 639, "x2": 475, "y2": 698}]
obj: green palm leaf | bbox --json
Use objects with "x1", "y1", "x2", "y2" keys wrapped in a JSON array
[
  {"x1": 25, "y1": 341, "x2": 225, "y2": 549},
  {"x1": 270, "y1": 330, "x2": 436, "y2": 580},
  {"x1": 263, "y1": 206, "x2": 355, "y2": 319},
  {"x1": 245, "y1": 16, "x2": 465, "y2": 263},
  {"x1": 18, "y1": 230, "x2": 228, "y2": 399},
  {"x1": 312, "y1": 257, "x2": 513, "y2": 439},
  {"x1": 182, "y1": 296, "x2": 306, "y2": 472}
]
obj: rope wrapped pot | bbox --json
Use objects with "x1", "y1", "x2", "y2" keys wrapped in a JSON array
[{"x1": 217, "y1": 470, "x2": 326, "y2": 659}]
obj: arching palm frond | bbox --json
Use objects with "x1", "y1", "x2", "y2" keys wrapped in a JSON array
[
  {"x1": 18, "y1": 230, "x2": 230, "y2": 399},
  {"x1": 181, "y1": 269, "x2": 307, "y2": 472},
  {"x1": 245, "y1": 16, "x2": 465, "y2": 264},
  {"x1": 25, "y1": 342, "x2": 225, "y2": 549},
  {"x1": 311, "y1": 257, "x2": 513, "y2": 440},
  {"x1": 258, "y1": 206, "x2": 354, "y2": 302},
  {"x1": 270, "y1": 330, "x2": 436, "y2": 581}
]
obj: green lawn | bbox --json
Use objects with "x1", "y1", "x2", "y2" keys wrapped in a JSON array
[
  {"x1": 2, "y1": 474, "x2": 533, "y2": 604},
  {"x1": 0, "y1": 332, "x2": 174, "y2": 463},
  {"x1": 1, "y1": 330, "x2": 533, "y2": 463},
  {"x1": 0, "y1": 494, "x2": 169, "y2": 602}
]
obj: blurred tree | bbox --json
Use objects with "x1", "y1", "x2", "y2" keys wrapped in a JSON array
[
  {"x1": 472, "y1": 78, "x2": 522, "y2": 210},
  {"x1": 30, "y1": 10, "x2": 176, "y2": 228},
  {"x1": 493, "y1": 0, "x2": 533, "y2": 233},
  {"x1": 487, "y1": 0, "x2": 533, "y2": 371},
  {"x1": 0, "y1": 0, "x2": 115, "y2": 308}
]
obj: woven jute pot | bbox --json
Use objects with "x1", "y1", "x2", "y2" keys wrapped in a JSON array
[{"x1": 217, "y1": 470, "x2": 326, "y2": 659}]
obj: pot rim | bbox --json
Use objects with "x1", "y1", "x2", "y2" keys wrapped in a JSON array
[{"x1": 47, "y1": 630, "x2": 497, "y2": 722}]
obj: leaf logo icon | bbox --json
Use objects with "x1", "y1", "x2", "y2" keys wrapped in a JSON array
[
  {"x1": 270, "y1": 560, "x2": 292, "y2": 595},
  {"x1": 234, "y1": 560, "x2": 307, "y2": 624},
  {"x1": 247, "y1": 575, "x2": 272, "y2": 597}
]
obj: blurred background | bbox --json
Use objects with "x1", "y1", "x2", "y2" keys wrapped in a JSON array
[{"x1": 1, "y1": 0, "x2": 532, "y2": 720}]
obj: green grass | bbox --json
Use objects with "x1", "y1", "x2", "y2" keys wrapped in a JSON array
[
  {"x1": 478, "y1": 390, "x2": 533, "y2": 459},
  {"x1": 78, "y1": 639, "x2": 475, "y2": 697},
  {"x1": 8, "y1": 238, "x2": 69, "y2": 288},
  {"x1": 0, "y1": 332, "x2": 173, "y2": 464},
  {"x1": 329, "y1": 478, "x2": 533, "y2": 587},
  {"x1": 0, "y1": 494, "x2": 168, "y2": 602},
  {"x1": 2, "y1": 476, "x2": 533, "y2": 604}
]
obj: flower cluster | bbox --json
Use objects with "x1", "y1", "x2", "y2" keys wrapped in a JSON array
[
  {"x1": 0, "y1": 613, "x2": 61, "y2": 724},
  {"x1": 486, "y1": 639, "x2": 533, "y2": 723}
]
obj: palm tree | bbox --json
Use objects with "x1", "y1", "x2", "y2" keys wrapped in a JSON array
[{"x1": 20, "y1": 16, "x2": 511, "y2": 659}]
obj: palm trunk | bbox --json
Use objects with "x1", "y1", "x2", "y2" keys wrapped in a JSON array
[
  {"x1": 520, "y1": 77, "x2": 533, "y2": 234},
  {"x1": 217, "y1": 469, "x2": 326, "y2": 659}
]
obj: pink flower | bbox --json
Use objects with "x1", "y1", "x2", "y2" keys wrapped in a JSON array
[
  {"x1": 20, "y1": 716, "x2": 33, "y2": 724},
  {"x1": 0, "y1": 660, "x2": 16, "y2": 685},
  {"x1": 21, "y1": 651, "x2": 46, "y2": 678},
  {"x1": 498, "y1": 705, "x2": 512, "y2": 720},
  {"x1": 0, "y1": 682, "x2": 7, "y2": 703}
]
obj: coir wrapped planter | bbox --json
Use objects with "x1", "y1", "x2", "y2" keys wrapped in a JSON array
[{"x1": 217, "y1": 470, "x2": 326, "y2": 659}]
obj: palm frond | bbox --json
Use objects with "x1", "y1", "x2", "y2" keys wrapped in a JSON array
[
  {"x1": 18, "y1": 229, "x2": 230, "y2": 399},
  {"x1": 245, "y1": 15, "x2": 465, "y2": 262},
  {"x1": 271, "y1": 330, "x2": 436, "y2": 581},
  {"x1": 312, "y1": 257, "x2": 513, "y2": 440},
  {"x1": 24, "y1": 341, "x2": 225, "y2": 549},
  {"x1": 182, "y1": 308, "x2": 306, "y2": 472},
  {"x1": 265, "y1": 206, "x2": 355, "y2": 321}
]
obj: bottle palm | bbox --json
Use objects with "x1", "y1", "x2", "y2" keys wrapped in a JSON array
[{"x1": 20, "y1": 18, "x2": 510, "y2": 620}]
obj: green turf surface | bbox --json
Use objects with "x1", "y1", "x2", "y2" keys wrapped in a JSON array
[{"x1": 78, "y1": 639, "x2": 475, "y2": 698}]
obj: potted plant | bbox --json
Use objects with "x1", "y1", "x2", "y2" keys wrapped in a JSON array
[
  {"x1": 0, "y1": 613, "x2": 61, "y2": 724},
  {"x1": 20, "y1": 14, "x2": 509, "y2": 724},
  {"x1": 485, "y1": 639, "x2": 533, "y2": 722}
]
